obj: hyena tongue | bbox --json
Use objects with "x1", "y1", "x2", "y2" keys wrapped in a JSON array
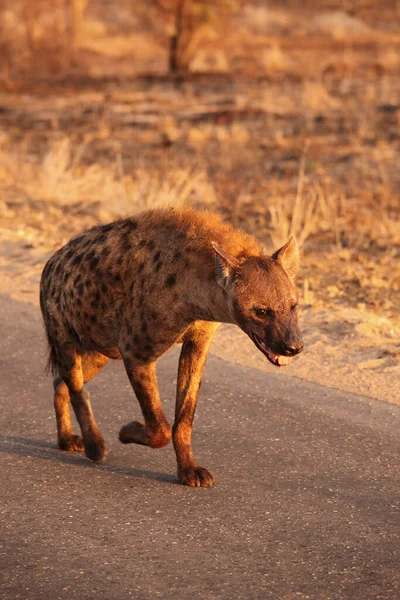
[
  {"x1": 276, "y1": 355, "x2": 293, "y2": 366},
  {"x1": 265, "y1": 347, "x2": 293, "y2": 366}
]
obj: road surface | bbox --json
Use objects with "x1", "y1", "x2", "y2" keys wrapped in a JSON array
[{"x1": 0, "y1": 295, "x2": 399, "y2": 599}]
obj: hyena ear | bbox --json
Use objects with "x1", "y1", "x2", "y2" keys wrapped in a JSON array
[
  {"x1": 272, "y1": 235, "x2": 300, "y2": 279},
  {"x1": 211, "y1": 242, "x2": 240, "y2": 289}
]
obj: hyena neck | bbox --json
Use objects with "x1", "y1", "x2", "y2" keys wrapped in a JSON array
[{"x1": 185, "y1": 276, "x2": 234, "y2": 325}]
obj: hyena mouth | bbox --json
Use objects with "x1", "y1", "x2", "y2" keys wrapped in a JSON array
[{"x1": 252, "y1": 334, "x2": 293, "y2": 367}]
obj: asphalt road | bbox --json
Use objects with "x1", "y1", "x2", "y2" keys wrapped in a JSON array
[{"x1": 0, "y1": 295, "x2": 399, "y2": 600}]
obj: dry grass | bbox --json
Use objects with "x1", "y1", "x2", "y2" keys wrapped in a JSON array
[
  {"x1": 2, "y1": 135, "x2": 397, "y2": 252},
  {"x1": 0, "y1": 138, "x2": 216, "y2": 219}
]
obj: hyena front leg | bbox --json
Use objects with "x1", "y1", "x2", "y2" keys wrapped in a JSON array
[
  {"x1": 173, "y1": 321, "x2": 219, "y2": 487},
  {"x1": 57, "y1": 347, "x2": 108, "y2": 462},
  {"x1": 54, "y1": 351, "x2": 109, "y2": 453},
  {"x1": 119, "y1": 362, "x2": 172, "y2": 449}
]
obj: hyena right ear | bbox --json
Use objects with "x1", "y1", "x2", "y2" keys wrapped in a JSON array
[
  {"x1": 272, "y1": 235, "x2": 300, "y2": 279},
  {"x1": 211, "y1": 242, "x2": 240, "y2": 289}
]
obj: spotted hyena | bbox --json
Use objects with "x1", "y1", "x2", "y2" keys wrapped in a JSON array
[{"x1": 40, "y1": 207, "x2": 303, "y2": 487}]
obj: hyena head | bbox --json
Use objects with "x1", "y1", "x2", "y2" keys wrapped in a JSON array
[{"x1": 212, "y1": 236, "x2": 303, "y2": 367}]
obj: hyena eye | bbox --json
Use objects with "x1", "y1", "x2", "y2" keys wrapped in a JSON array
[
  {"x1": 255, "y1": 308, "x2": 274, "y2": 318},
  {"x1": 291, "y1": 304, "x2": 298, "y2": 312}
]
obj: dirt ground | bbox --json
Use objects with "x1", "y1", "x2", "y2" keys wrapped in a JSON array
[{"x1": 0, "y1": 1, "x2": 399, "y2": 404}]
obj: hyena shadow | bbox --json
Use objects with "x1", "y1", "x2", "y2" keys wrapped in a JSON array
[{"x1": 0, "y1": 435, "x2": 177, "y2": 484}]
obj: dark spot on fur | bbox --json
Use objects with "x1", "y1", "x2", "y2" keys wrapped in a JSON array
[
  {"x1": 55, "y1": 263, "x2": 62, "y2": 276},
  {"x1": 134, "y1": 335, "x2": 140, "y2": 344},
  {"x1": 139, "y1": 240, "x2": 146, "y2": 248},
  {"x1": 138, "y1": 263, "x2": 144, "y2": 274},
  {"x1": 83, "y1": 239, "x2": 93, "y2": 250},
  {"x1": 129, "y1": 282, "x2": 134, "y2": 294},
  {"x1": 153, "y1": 250, "x2": 161, "y2": 263},
  {"x1": 147, "y1": 240, "x2": 155, "y2": 251},
  {"x1": 144, "y1": 344, "x2": 152, "y2": 352},
  {"x1": 77, "y1": 283, "x2": 84, "y2": 296},
  {"x1": 101, "y1": 246, "x2": 111, "y2": 258},
  {"x1": 166, "y1": 274, "x2": 176, "y2": 287},
  {"x1": 122, "y1": 235, "x2": 132, "y2": 252},
  {"x1": 114, "y1": 274, "x2": 122, "y2": 283},
  {"x1": 84, "y1": 280, "x2": 91, "y2": 288},
  {"x1": 101, "y1": 223, "x2": 114, "y2": 234},
  {"x1": 101, "y1": 283, "x2": 108, "y2": 294},
  {"x1": 66, "y1": 249, "x2": 74, "y2": 260},
  {"x1": 83, "y1": 312, "x2": 89, "y2": 319},
  {"x1": 129, "y1": 220, "x2": 138, "y2": 230},
  {"x1": 174, "y1": 251, "x2": 182, "y2": 261},
  {"x1": 74, "y1": 274, "x2": 82, "y2": 286},
  {"x1": 90, "y1": 314, "x2": 97, "y2": 324},
  {"x1": 173, "y1": 292, "x2": 179, "y2": 301},
  {"x1": 87, "y1": 250, "x2": 95, "y2": 262},
  {"x1": 155, "y1": 261, "x2": 162, "y2": 272},
  {"x1": 101, "y1": 301, "x2": 107, "y2": 311},
  {"x1": 117, "y1": 256, "x2": 123, "y2": 266},
  {"x1": 90, "y1": 257, "x2": 99, "y2": 270},
  {"x1": 125, "y1": 343, "x2": 132, "y2": 352},
  {"x1": 134, "y1": 352, "x2": 144, "y2": 361},
  {"x1": 76, "y1": 297, "x2": 82, "y2": 307},
  {"x1": 138, "y1": 295, "x2": 144, "y2": 308},
  {"x1": 72, "y1": 254, "x2": 83, "y2": 267},
  {"x1": 127, "y1": 323, "x2": 132, "y2": 336},
  {"x1": 141, "y1": 322, "x2": 148, "y2": 334},
  {"x1": 151, "y1": 311, "x2": 158, "y2": 320}
]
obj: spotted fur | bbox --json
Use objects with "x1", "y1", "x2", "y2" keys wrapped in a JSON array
[{"x1": 40, "y1": 207, "x2": 303, "y2": 487}]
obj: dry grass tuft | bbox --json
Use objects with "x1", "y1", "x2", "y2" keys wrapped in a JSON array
[{"x1": 0, "y1": 138, "x2": 217, "y2": 218}]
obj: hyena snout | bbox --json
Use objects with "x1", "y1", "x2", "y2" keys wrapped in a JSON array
[
  {"x1": 280, "y1": 320, "x2": 304, "y2": 356},
  {"x1": 282, "y1": 334, "x2": 304, "y2": 357}
]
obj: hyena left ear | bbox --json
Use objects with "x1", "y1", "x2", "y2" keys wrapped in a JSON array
[
  {"x1": 211, "y1": 242, "x2": 240, "y2": 289},
  {"x1": 272, "y1": 235, "x2": 300, "y2": 279}
]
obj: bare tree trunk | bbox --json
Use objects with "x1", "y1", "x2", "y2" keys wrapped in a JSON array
[
  {"x1": 169, "y1": 0, "x2": 184, "y2": 72},
  {"x1": 169, "y1": 0, "x2": 195, "y2": 73}
]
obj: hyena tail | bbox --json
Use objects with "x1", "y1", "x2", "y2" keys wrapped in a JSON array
[
  {"x1": 44, "y1": 331, "x2": 60, "y2": 377},
  {"x1": 40, "y1": 288, "x2": 60, "y2": 377}
]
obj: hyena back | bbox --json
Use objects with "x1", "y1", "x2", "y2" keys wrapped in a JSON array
[{"x1": 40, "y1": 207, "x2": 303, "y2": 487}]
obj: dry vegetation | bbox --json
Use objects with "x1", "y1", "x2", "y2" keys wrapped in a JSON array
[{"x1": 0, "y1": 0, "x2": 399, "y2": 399}]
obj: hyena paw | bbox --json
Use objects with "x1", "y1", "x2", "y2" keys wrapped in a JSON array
[
  {"x1": 178, "y1": 466, "x2": 215, "y2": 488},
  {"x1": 58, "y1": 434, "x2": 85, "y2": 452},
  {"x1": 119, "y1": 421, "x2": 171, "y2": 449},
  {"x1": 84, "y1": 435, "x2": 108, "y2": 463}
]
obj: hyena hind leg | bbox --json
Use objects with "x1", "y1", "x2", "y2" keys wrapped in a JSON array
[
  {"x1": 54, "y1": 351, "x2": 109, "y2": 460},
  {"x1": 54, "y1": 375, "x2": 85, "y2": 452}
]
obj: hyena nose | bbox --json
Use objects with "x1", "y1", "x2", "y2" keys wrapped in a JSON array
[{"x1": 284, "y1": 339, "x2": 304, "y2": 356}]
